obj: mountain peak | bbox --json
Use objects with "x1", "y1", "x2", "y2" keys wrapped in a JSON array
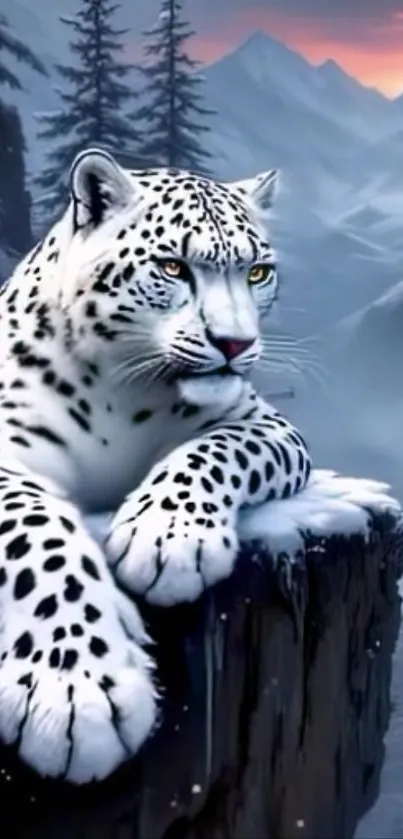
[
  {"x1": 218, "y1": 28, "x2": 316, "y2": 79},
  {"x1": 319, "y1": 59, "x2": 341, "y2": 72},
  {"x1": 317, "y1": 58, "x2": 387, "y2": 100},
  {"x1": 237, "y1": 29, "x2": 309, "y2": 62},
  {"x1": 317, "y1": 59, "x2": 354, "y2": 82}
]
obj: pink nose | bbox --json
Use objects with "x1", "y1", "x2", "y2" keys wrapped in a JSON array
[{"x1": 209, "y1": 334, "x2": 255, "y2": 360}]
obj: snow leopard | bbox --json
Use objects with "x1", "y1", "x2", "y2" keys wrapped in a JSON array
[{"x1": 0, "y1": 148, "x2": 311, "y2": 783}]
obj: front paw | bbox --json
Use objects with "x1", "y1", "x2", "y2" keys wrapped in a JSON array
[{"x1": 105, "y1": 493, "x2": 239, "y2": 607}]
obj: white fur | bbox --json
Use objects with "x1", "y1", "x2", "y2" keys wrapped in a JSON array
[
  {"x1": 0, "y1": 461, "x2": 156, "y2": 783},
  {"x1": 177, "y1": 374, "x2": 244, "y2": 409}
]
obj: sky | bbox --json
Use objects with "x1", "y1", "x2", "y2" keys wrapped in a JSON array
[
  {"x1": 180, "y1": 0, "x2": 403, "y2": 96},
  {"x1": 118, "y1": 0, "x2": 403, "y2": 97}
]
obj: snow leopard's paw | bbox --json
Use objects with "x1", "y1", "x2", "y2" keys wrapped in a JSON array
[
  {"x1": 0, "y1": 466, "x2": 157, "y2": 783},
  {"x1": 106, "y1": 488, "x2": 239, "y2": 606}
]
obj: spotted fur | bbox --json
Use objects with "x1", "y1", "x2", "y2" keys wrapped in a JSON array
[{"x1": 0, "y1": 149, "x2": 311, "y2": 783}]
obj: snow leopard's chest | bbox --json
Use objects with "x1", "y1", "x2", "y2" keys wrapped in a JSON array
[
  {"x1": 62, "y1": 389, "x2": 208, "y2": 511},
  {"x1": 0, "y1": 364, "x2": 214, "y2": 512}
]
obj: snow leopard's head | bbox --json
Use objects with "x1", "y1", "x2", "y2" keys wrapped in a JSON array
[{"x1": 54, "y1": 149, "x2": 279, "y2": 401}]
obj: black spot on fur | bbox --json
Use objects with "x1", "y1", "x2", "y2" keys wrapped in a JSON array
[
  {"x1": 173, "y1": 472, "x2": 192, "y2": 486},
  {"x1": 0, "y1": 519, "x2": 16, "y2": 536},
  {"x1": 161, "y1": 497, "x2": 178, "y2": 512},
  {"x1": 59, "y1": 516, "x2": 76, "y2": 533},
  {"x1": 89, "y1": 636, "x2": 109, "y2": 657},
  {"x1": 201, "y1": 476, "x2": 214, "y2": 493},
  {"x1": 282, "y1": 481, "x2": 292, "y2": 498},
  {"x1": 210, "y1": 465, "x2": 224, "y2": 484},
  {"x1": 245, "y1": 440, "x2": 261, "y2": 455},
  {"x1": 152, "y1": 470, "x2": 168, "y2": 485},
  {"x1": 14, "y1": 632, "x2": 34, "y2": 659},
  {"x1": 81, "y1": 555, "x2": 101, "y2": 581},
  {"x1": 202, "y1": 501, "x2": 218, "y2": 514},
  {"x1": 234, "y1": 449, "x2": 249, "y2": 470},
  {"x1": 187, "y1": 454, "x2": 206, "y2": 470},
  {"x1": 43, "y1": 554, "x2": 66, "y2": 572},
  {"x1": 49, "y1": 648, "x2": 60, "y2": 668},
  {"x1": 68, "y1": 408, "x2": 91, "y2": 432},
  {"x1": 132, "y1": 408, "x2": 153, "y2": 423},
  {"x1": 5, "y1": 533, "x2": 31, "y2": 560},
  {"x1": 61, "y1": 649, "x2": 78, "y2": 671},
  {"x1": 22, "y1": 514, "x2": 49, "y2": 527},
  {"x1": 84, "y1": 603, "x2": 101, "y2": 623},
  {"x1": 43, "y1": 538, "x2": 65, "y2": 550},
  {"x1": 34, "y1": 594, "x2": 58, "y2": 619},
  {"x1": 64, "y1": 575, "x2": 84, "y2": 602},
  {"x1": 248, "y1": 470, "x2": 261, "y2": 494},
  {"x1": 14, "y1": 568, "x2": 36, "y2": 600},
  {"x1": 26, "y1": 425, "x2": 67, "y2": 447}
]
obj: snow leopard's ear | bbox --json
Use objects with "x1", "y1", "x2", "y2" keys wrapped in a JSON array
[
  {"x1": 70, "y1": 148, "x2": 134, "y2": 232},
  {"x1": 230, "y1": 170, "x2": 279, "y2": 211}
]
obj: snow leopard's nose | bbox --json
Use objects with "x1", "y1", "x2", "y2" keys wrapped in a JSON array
[{"x1": 206, "y1": 329, "x2": 255, "y2": 360}]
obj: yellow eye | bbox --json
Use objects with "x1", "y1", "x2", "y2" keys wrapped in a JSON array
[
  {"x1": 247, "y1": 264, "x2": 272, "y2": 285},
  {"x1": 160, "y1": 260, "x2": 183, "y2": 277}
]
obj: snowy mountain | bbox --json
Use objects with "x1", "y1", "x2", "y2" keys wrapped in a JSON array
[
  {"x1": 328, "y1": 282, "x2": 403, "y2": 398},
  {"x1": 202, "y1": 34, "x2": 364, "y2": 189},
  {"x1": 315, "y1": 59, "x2": 395, "y2": 140},
  {"x1": 287, "y1": 279, "x2": 403, "y2": 504}
]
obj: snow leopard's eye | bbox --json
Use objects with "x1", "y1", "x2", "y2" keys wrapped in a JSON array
[
  {"x1": 247, "y1": 264, "x2": 275, "y2": 285},
  {"x1": 159, "y1": 259, "x2": 187, "y2": 279}
]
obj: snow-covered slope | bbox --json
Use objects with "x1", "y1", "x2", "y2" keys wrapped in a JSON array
[
  {"x1": 202, "y1": 33, "x2": 367, "y2": 188},
  {"x1": 328, "y1": 281, "x2": 403, "y2": 397},
  {"x1": 315, "y1": 59, "x2": 395, "y2": 140}
]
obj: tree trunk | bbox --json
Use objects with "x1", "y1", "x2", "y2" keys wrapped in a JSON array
[{"x1": 1, "y1": 476, "x2": 402, "y2": 839}]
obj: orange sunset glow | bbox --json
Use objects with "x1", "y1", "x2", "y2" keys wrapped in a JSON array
[{"x1": 188, "y1": 7, "x2": 403, "y2": 97}]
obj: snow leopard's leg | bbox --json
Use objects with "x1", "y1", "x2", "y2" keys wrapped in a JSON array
[
  {"x1": 0, "y1": 458, "x2": 156, "y2": 783},
  {"x1": 106, "y1": 394, "x2": 311, "y2": 606}
]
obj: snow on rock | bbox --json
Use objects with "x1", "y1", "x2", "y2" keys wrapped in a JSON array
[
  {"x1": 239, "y1": 469, "x2": 402, "y2": 559},
  {"x1": 85, "y1": 470, "x2": 402, "y2": 583}
]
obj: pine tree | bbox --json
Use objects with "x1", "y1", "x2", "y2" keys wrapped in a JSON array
[
  {"x1": 133, "y1": 0, "x2": 215, "y2": 174},
  {"x1": 36, "y1": 0, "x2": 141, "y2": 220},
  {"x1": 0, "y1": 12, "x2": 46, "y2": 95},
  {"x1": 0, "y1": 103, "x2": 33, "y2": 256},
  {"x1": 0, "y1": 13, "x2": 45, "y2": 261}
]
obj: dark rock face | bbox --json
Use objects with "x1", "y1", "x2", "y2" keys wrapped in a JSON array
[{"x1": 0, "y1": 511, "x2": 401, "y2": 839}]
